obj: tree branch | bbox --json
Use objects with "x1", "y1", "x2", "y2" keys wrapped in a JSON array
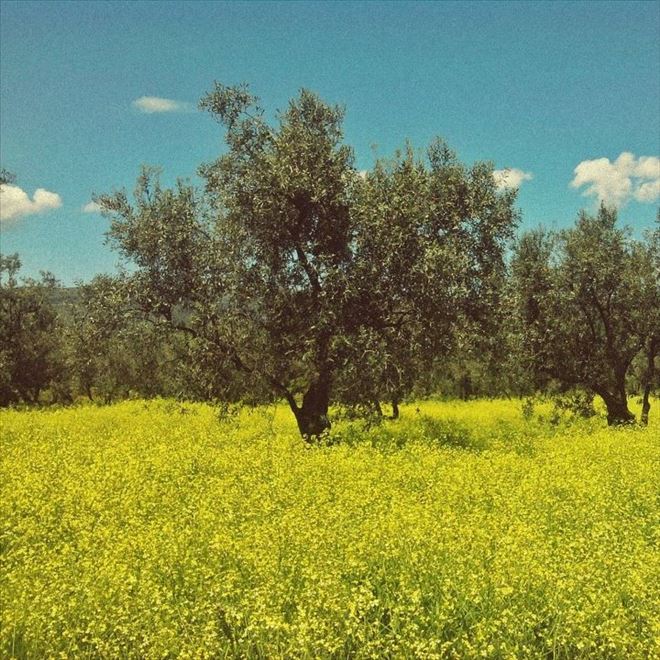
[{"x1": 294, "y1": 243, "x2": 321, "y2": 294}]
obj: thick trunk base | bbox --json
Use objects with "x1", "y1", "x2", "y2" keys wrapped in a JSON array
[
  {"x1": 292, "y1": 377, "x2": 331, "y2": 442},
  {"x1": 294, "y1": 408, "x2": 331, "y2": 441},
  {"x1": 604, "y1": 398, "x2": 635, "y2": 426}
]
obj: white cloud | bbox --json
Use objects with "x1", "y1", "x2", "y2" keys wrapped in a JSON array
[
  {"x1": 571, "y1": 152, "x2": 660, "y2": 207},
  {"x1": 82, "y1": 201, "x2": 102, "y2": 213},
  {"x1": 492, "y1": 168, "x2": 534, "y2": 191},
  {"x1": 0, "y1": 184, "x2": 62, "y2": 223},
  {"x1": 132, "y1": 96, "x2": 192, "y2": 113},
  {"x1": 635, "y1": 179, "x2": 660, "y2": 203}
]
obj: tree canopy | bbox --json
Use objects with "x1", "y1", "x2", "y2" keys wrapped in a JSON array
[
  {"x1": 0, "y1": 254, "x2": 62, "y2": 405},
  {"x1": 510, "y1": 205, "x2": 659, "y2": 424},
  {"x1": 97, "y1": 83, "x2": 519, "y2": 439}
]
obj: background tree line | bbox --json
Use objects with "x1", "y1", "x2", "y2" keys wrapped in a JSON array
[{"x1": 1, "y1": 85, "x2": 658, "y2": 437}]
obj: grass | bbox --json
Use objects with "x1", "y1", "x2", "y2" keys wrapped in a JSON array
[{"x1": 1, "y1": 398, "x2": 659, "y2": 658}]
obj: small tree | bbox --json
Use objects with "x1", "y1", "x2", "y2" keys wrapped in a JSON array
[
  {"x1": 510, "y1": 205, "x2": 659, "y2": 425},
  {"x1": 100, "y1": 87, "x2": 355, "y2": 438},
  {"x1": 63, "y1": 275, "x2": 209, "y2": 403},
  {"x1": 0, "y1": 254, "x2": 63, "y2": 405}
]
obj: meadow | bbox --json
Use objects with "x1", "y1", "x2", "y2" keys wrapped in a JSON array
[{"x1": 1, "y1": 398, "x2": 659, "y2": 659}]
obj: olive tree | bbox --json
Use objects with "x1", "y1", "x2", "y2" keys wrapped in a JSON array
[
  {"x1": 99, "y1": 84, "x2": 517, "y2": 439},
  {"x1": 0, "y1": 254, "x2": 63, "y2": 405},
  {"x1": 510, "y1": 205, "x2": 659, "y2": 425}
]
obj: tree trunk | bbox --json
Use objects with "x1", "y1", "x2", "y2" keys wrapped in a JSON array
[
  {"x1": 600, "y1": 388, "x2": 635, "y2": 426},
  {"x1": 641, "y1": 384, "x2": 651, "y2": 426},
  {"x1": 391, "y1": 397, "x2": 400, "y2": 420},
  {"x1": 291, "y1": 375, "x2": 331, "y2": 442},
  {"x1": 604, "y1": 397, "x2": 635, "y2": 425},
  {"x1": 27, "y1": 387, "x2": 40, "y2": 405},
  {"x1": 641, "y1": 337, "x2": 656, "y2": 426}
]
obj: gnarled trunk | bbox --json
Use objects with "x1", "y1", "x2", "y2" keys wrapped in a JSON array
[
  {"x1": 391, "y1": 397, "x2": 400, "y2": 420},
  {"x1": 598, "y1": 386, "x2": 635, "y2": 426},
  {"x1": 291, "y1": 375, "x2": 331, "y2": 442},
  {"x1": 603, "y1": 396, "x2": 635, "y2": 425},
  {"x1": 594, "y1": 363, "x2": 636, "y2": 426}
]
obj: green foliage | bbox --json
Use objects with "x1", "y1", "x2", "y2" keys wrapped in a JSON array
[
  {"x1": 510, "y1": 205, "x2": 659, "y2": 424},
  {"x1": 59, "y1": 274, "x2": 258, "y2": 404},
  {"x1": 336, "y1": 141, "x2": 518, "y2": 409},
  {"x1": 62, "y1": 275, "x2": 179, "y2": 402},
  {"x1": 0, "y1": 254, "x2": 64, "y2": 405},
  {"x1": 552, "y1": 388, "x2": 597, "y2": 420},
  {"x1": 98, "y1": 84, "x2": 518, "y2": 438},
  {"x1": 0, "y1": 168, "x2": 16, "y2": 185}
]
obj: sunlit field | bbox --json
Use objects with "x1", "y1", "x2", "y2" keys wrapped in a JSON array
[{"x1": 1, "y1": 399, "x2": 659, "y2": 659}]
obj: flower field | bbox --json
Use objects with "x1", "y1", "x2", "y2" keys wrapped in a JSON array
[{"x1": 1, "y1": 399, "x2": 659, "y2": 658}]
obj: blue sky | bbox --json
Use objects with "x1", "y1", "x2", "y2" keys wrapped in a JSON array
[{"x1": 1, "y1": 0, "x2": 659, "y2": 284}]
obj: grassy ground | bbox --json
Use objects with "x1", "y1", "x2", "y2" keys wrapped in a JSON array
[{"x1": 1, "y1": 398, "x2": 658, "y2": 658}]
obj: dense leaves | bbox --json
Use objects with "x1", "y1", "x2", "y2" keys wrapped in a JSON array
[
  {"x1": 97, "y1": 84, "x2": 518, "y2": 439},
  {"x1": 510, "y1": 206, "x2": 659, "y2": 424},
  {"x1": 0, "y1": 254, "x2": 63, "y2": 405}
]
